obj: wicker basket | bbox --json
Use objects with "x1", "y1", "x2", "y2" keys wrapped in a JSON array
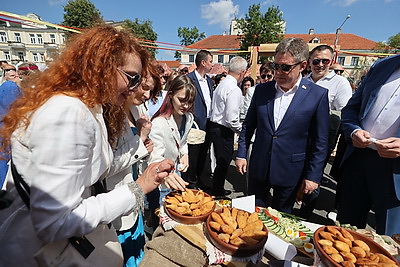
[{"x1": 187, "y1": 121, "x2": 206, "y2": 145}]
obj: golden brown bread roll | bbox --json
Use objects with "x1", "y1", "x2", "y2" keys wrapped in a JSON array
[
  {"x1": 320, "y1": 231, "x2": 335, "y2": 241},
  {"x1": 218, "y1": 233, "x2": 230, "y2": 243},
  {"x1": 342, "y1": 260, "x2": 356, "y2": 267},
  {"x1": 339, "y1": 228, "x2": 354, "y2": 241},
  {"x1": 330, "y1": 253, "x2": 344, "y2": 263},
  {"x1": 334, "y1": 240, "x2": 351, "y2": 253},
  {"x1": 341, "y1": 252, "x2": 357, "y2": 263},
  {"x1": 353, "y1": 240, "x2": 371, "y2": 252},
  {"x1": 221, "y1": 224, "x2": 235, "y2": 235},
  {"x1": 318, "y1": 239, "x2": 334, "y2": 247},
  {"x1": 211, "y1": 212, "x2": 225, "y2": 225},
  {"x1": 350, "y1": 246, "x2": 366, "y2": 258},
  {"x1": 209, "y1": 221, "x2": 221, "y2": 232},
  {"x1": 322, "y1": 245, "x2": 339, "y2": 255},
  {"x1": 375, "y1": 253, "x2": 396, "y2": 265}
]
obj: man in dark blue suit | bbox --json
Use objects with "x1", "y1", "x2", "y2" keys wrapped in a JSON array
[
  {"x1": 183, "y1": 50, "x2": 214, "y2": 189},
  {"x1": 337, "y1": 54, "x2": 400, "y2": 235},
  {"x1": 236, "y1": 38, "x2": 329, "y2": 213}
]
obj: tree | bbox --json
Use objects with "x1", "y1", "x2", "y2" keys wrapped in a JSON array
[
  {"x1": 123, "y1": 19, "x2": 158, "y2": 57},
  {"x1": 62, "y1": 0, "x2": 102, "y2": 29},
  {"x1": 175, "y1": 26, "x2": 206, "y2": 60},
  {"x1": 236, "y1": 4, "x2": 284, "y2": 53},
  {"x1": 388, "y1": 33, "x2": 400, "y2": 52}
]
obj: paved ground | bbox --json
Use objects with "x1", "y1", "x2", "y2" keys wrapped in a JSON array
[{"x1": 198, "y1": 152, "x2": 376, "y2": 229}]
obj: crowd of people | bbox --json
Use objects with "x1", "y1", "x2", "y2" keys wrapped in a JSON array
[{"x1": 0, "y1": 24, "x2": 398, "y2": 266}]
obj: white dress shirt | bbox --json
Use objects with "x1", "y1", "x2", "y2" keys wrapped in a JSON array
[
  {"x1": 210, "y1": 75, "x2": 243, "y2": 133},
  {"x1": 362, "y1": 67, "x2": 400, "y2": 140},
  {"x1": 306, "y1": 70, "x2": 353, "y2": 111},
  {"x1": 273, "y1": 76, "x2": 301, "y2": 130},
  {"x1": 240, "y1": 85, "x2": 255, "y2": 122},
  {"x1": 195, "y1": 70, "x2": 212, "y2": 118},
  {"x1": 0, "y1": 95, "x2": 141, "y2": 266}
]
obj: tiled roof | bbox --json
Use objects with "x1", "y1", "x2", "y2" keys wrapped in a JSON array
[
  {"x1": 186, "y1": 35, "x2": 242, "y2": 50},
  {"x1": 157, "y1": 60, "x2": 180, "y2": 69},
  {"x1": 285, "y1": 33, "x2": 378, "y2": 50},
  {"x1": 187, "y1": 33, "x2": 378, "y2": 51}
]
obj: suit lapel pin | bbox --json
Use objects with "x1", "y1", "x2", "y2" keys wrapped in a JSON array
[{"x1": 302, "y1": 85, "x2": 307, "y2": 90}]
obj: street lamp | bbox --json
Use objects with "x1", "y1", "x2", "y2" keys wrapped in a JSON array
[{"x1": 334, "y1": 15, "x2": 351, "y2": 47}]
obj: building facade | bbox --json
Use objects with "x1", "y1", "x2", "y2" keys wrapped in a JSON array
[{"x1": 0, "y1": 13, "x2": 66, "y2": 65}]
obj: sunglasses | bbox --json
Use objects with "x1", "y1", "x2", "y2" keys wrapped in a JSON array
[
  {"x1": 3, "y1": 68, "x2": 16, "y2": 72},
  {"x1": 260, "y1": 74, "x2": 273, "y2": 80},
  {"x1": 334, "y1": 69, "x2": 344, "y2": 74},
  {"x1": 312, "y1": 59, "x2": 331, "y2": 65},
  {"x1": 117, "y1": 68, "x2": 142, "y2": 92},
  {"x1": 270, "y1": 62, "x2": 301, "y2": 72}
]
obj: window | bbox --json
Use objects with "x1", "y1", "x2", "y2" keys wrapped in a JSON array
[
  {"x1": 14, "y1": 33, "x2": 21, "y2": 42},
  {"x1": 18, "y1": 52, "x2": 24, "y2": 61},
  {"x1": 50, "y1": 34, "x2": 56, "y2": 44},
  {"x1": 311, "y1": 37, "x2": 320, "y2": 43},
  {"x1": 4, "y1": 51, "x2": 10, "y2": 61},
  {"x1": 351, "y1": 57, "x2": 359, "y2": 66},
  {"x1": 36, "y1": 34, "x2": 43, "y2": 44},
  {"x1": 218, "y1": 55, "x2": 224, "y2": 63},
  {"x1": 229, "y1": 55, "x2": 235, "y2": 62},
  {"x1": 40, "y1": 53, "x2": 45, "y2": 62},
  {"x1": 29, "y1": 34, "x2": 36, "y2": 44},
  {"x1": 189, "y1": 54, "x2": 194, "y2": 63},
  {"x1": 33, "y1": 53, "x2": 39, "y2": 62},
  {"x1": 338, "y1": 57, "x2": 345, "y2": 66},
  {"x1": 61, "y1": 34, "x2": 65, "y2": 44},
  {"x1": 0, "y1": 32, "x2": 7, "y2": 43}
]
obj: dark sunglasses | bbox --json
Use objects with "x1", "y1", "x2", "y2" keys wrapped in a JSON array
[
  {"x1": 270, "y1": 62, "x2": 301, "y2": 72},
  {"x1": 334, "y1": 69, "x2": 344, "y2": 74},
  {"x1": 3, "y1": 68, "x2": 16, "y2": 72},
  {"x1": 312, "y1": 59, "x2": 331, "y2": 65},
  {"x1": 260, "y1": 74, "x2": 273, "y2": 80},
  {"x1": 117, "y1": 68, "x2": 142, "y2": 92}
]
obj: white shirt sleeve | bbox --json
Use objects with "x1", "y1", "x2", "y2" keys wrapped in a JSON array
[
  {"x1": 331, "y1": 78, "x2": 353, "y2": 111},
  {"x1": 23, "y1": 98, "x2": 136, "y2": 243},
  {"x1": 225, "y1": 88, "x2": 243, "y2": 133}
]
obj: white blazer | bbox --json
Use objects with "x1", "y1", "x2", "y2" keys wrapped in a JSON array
[
  {"x1": 148, "y1": 112, "x2": 194, "y2": 165},
  {"x1": 0, "y1": 95, "x2": 142, "y2": 266}
]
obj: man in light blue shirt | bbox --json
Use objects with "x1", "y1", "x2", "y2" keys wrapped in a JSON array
[{"x1": 338, "y1": 54, "x2": 400, "y2": 236}]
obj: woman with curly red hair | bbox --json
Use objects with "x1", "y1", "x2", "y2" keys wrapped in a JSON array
[{"x1": 0, "y1": 25, "x2": 184, "y2": 266}]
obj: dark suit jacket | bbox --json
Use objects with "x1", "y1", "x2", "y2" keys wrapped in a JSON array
[
  {"x1": 237, "y1": 79, "x2": 329, "y2": 187},
  {"x1": 187, "y1": 71, "x2": 213, "y2": 131},
  {"x1": 341, "y1": 54, "x2": 400, "y2": 200}
]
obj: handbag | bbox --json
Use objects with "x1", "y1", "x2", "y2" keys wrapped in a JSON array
[
  {"x1": 187, "y1": 121, "x2": 206, "y2": 145},
  {"x1": 10, "y1": 160, "x2": 123, "y2": 267}
]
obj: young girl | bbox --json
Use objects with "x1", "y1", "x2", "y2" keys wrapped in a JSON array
[{"x1": 148, "y1": 75, "x2": 196, "y2": 200}]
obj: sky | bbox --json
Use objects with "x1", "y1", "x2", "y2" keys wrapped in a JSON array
[{"x1": 1, "y1": 0, "x2": 399, "y2": 61}]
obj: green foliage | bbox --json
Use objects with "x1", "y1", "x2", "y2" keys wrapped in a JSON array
[
  {"x1": 175, "y1": 26, "x2": 206, "y2": 60},
  {"x1": 122, "y1": 19, "x2": 159, "y2": 57},
  {"x1": 388, "y1": 33, "x2": 400, "y2": 51},
  {"x1": 62, "y1": 0, "x2": 103, "y2": 29},
  {"x1": 236, "y1": 4, "x2": 285, "y2": 52}
]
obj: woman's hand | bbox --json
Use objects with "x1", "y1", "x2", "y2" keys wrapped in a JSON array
[
  {"x1": 163, "y1": 172, "x2": 188, "y2": 191},
  {"x1": 144, "y1": 138, "x2": 154, "y2": 153},
  {"x1": 136, "y1": 115, "x2": 152, "y2": 142},
  {"x1": 178, "y1": 154, "x2": 189, "y2": 172},
  {"x1": 136, "y1": 159, "x2": 175, "y2": 194}
]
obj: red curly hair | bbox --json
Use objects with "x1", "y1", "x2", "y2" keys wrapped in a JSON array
[{"x1": 0, "y1": 25, "x2": 150, "y2": 150}]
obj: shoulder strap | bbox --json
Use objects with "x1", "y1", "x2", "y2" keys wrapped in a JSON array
[{"x1": 11, "y1": 159, "x2": 30, "y2": 209}]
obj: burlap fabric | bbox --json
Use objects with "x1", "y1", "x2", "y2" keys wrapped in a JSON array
[{"x1": 140, "y1": 226, "x2": 223, "y2": 267}]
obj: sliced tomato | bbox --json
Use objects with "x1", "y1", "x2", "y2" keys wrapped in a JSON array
[{"x1": 298, "y1": 231, "x2": 307, "y2": 237}]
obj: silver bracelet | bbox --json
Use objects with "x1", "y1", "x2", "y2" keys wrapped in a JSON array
[{"x1": 128, "y1": 182, "x2": 144, "y2": 214}]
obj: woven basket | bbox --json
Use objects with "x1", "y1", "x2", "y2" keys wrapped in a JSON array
[{"x1": 187, "y1": 121, "x2": 206, "y2": 145}]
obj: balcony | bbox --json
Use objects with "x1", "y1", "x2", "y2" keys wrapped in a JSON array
[
  {"x1": 8, "y1": 41, "x2": 25, "y2": 48},
  {"x1": 44, "y1": 42, "x2": 59, "y2": 49}
]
